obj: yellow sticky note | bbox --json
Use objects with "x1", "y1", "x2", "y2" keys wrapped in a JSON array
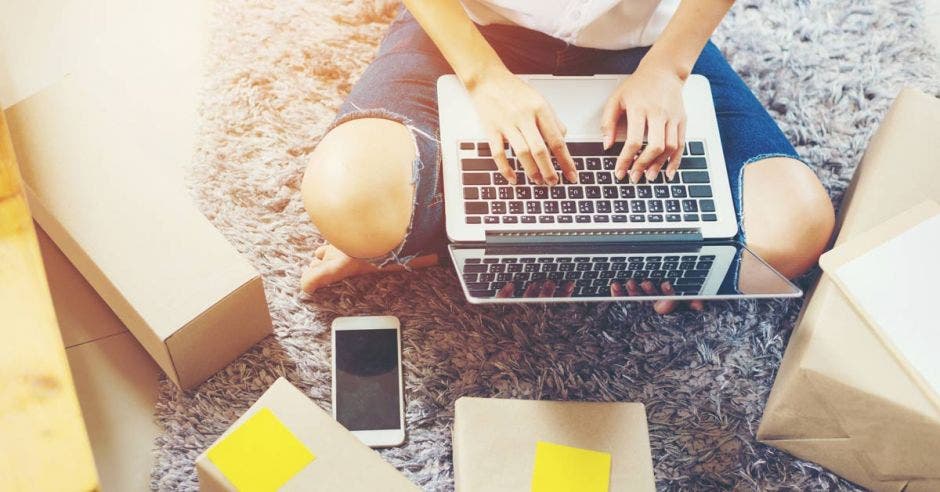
[
  {"x1": 530, "y1": 441, "x2": 611, "y2": 492},
  {"x1": 207, "y1": 407, "x2": 315, "y2": 492}
]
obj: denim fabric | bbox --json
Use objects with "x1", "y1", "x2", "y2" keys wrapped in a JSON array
[{"x1": 330, "y1": 9, "x2": 801, "y2": 263}]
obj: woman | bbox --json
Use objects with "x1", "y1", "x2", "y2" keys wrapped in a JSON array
[{"x1": 300, "y1": 0, "x2": 834, "y2": 313}]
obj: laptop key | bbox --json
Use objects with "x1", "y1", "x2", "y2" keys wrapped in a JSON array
[
  {"x1": 460, "y1": 142, "x2": 475, "y2": 150},
  {"x1": 466, "y1": 216, "x2": 482, "y2": 224},
  {"x1": 491, "y1": 202, "x2": 507, "y2": 214},
  {"x1": 521, "y1": 216, "x2": 536, "y2": 223},
  {"x1": 603, "y1": 157, "x2": 617, "y2": 170},
  {"x1": 596, "y1": 201, "x2": 612, "y2": 213},
  {"x1": 702, "y1": 214, "x2": 718, "y2": 222},
  {"x1": 614, "y1": 200, "x2": 629, "y2": 213},
  {"x1": 637, "y1": 186, "x2": 652, "y2": 198},
  {"x1": 465, "y1": 202, "x2": 488, "y2": 214},
  {"x1": 516, "y1": 187, "x2": 532, "y2": 199},
  {"x1": 561, "y1": 201, "x2": 576, "y2": 213},
  {"x1": 526, "y1": 202, "x2": 542, "y2": 214},
  {"x1": 603, "y1": 186, "x2": 619, "y2": 198},
  {"x1": 464, "y1": 187, "x2": 479, "y2": 199},
  {"x1": 502, "y1": 216, "x2": 518, "y2": 223},
  {"x1": 649, "y1": 200, "x2": 663, "y2": 212},
  {"x1": 568, "y1": 187, "x2": 584, "y2": 199},
  {"x1": 465, "y1": 264, "x2": 487, "y2": 273},
  {"x1": 544, "y1": 201, "x2": 559, "y2": 214},
  {"x1": 481, "y1": 187, "x2": 497, "y2": 199},
  {"x1": 630, "y1": 214, "x2": 646, "y2": 222},
  {"x1": 665, "y1": 213, "x2": 681, "y2": 222},
  {"x1": 509, "y1": 201, "x2": 524, "y2": 214},
  {"x1": 484, "y1": 216, "x2": 499, "y2": 224},
  {"x1": 688, "y1": 141, "x2": 705, "y2": 155},
  {"x1": 649, "y1": 214, "x2": 663, "y2": 222},
  {"x1": 654, "y1": 186, "x2": 670, "y2": 198},
  {"x1": 579, "y1": 172, "x2": 595, "y2": 184},
  {"x1": 613, "y1": 214, "x2": 628, "y2": 222},
  {"x1": 620, "y1": 186, "x2": 636, "y2": 198},
  {"x1": 631, "y1": 201, "x2": 646, "y2": 213},
  {"x1": 700, "y1": 199, "x2": 716, "y2": 212},
  {"x1": 586, "y1": 186, "x2": 601, "y2": 199},
  {"x1": 578, "y1": 202, "x2": 595, "y2": 213},
  {"x1": 597, "y1": 173, "x2": 613, "y2": 184},
  {"x1": 593, "y1": 215, "x2": 610, "y2": 223},
  {"x1": 683, "y1": 214, "x2": 699, "y2": 222},
  {"x1": 576, "y1": 215, "x2": 591, "y2": 223},
  {"x1": 477, "y1": 143, "x2": 491, "y2": 156},
  {"x1": 682, "y1": 171, "x2": 710, "y2": 183},
  {"x1": 463, "y1": 173, "x2": 490, "y2": 185},
  {"x1": 679, "y1": 156, "x2": 707, "y2": 169},
  {"x1": 689, "y1": 185, "x2": 713, "y2": 198},
  {"x1": 586, "y1": 158, "x2": 601, "y2": 170},
  {"x1": 567, "y1": 142, "x2": 605, "y2": 155},
  {"x1": 670, "y1": 186, "x2": 687, "y2": 198},
  {"x1": 550, "y1": 187, "x2": 567, "y2": 199},
  {"x1": 538, "y1": 216, "x2": 555, "y2": 223},
  {"x1": 682, "y1": 200, "x2": 698, "y2": 212},
  {"x1": 461, "y1": 158, "x2": 497, "y2": 171},
  {"x1": 498, "y1": 187, "x2": 514, "y2": 200},
  {"x1": 493, "y1": 173, "x2": 509, "y2": 185}
]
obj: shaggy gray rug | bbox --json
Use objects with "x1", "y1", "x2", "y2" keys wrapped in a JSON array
[{"x1": 151, "y1": 0, "x2": 939, "y2": 490}]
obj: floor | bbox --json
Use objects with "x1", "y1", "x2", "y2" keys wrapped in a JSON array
[{"x1": 14, "y1": 2, "x2": 940, "y2": 492}]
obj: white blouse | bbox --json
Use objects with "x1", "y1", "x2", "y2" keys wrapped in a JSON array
[{"x1": 460, "y1": 0, "x2": 680, "y2": 50}]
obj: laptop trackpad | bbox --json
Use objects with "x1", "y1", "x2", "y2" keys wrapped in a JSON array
[{"x1": 528, "y1": 77, "x2": 621, "y2": 138}]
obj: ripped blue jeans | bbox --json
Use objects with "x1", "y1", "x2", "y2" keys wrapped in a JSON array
[{"x1": 327, "y1": 9, "x2": 802, "y2": 267}]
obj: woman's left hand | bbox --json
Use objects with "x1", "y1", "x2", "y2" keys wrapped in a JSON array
[{"x1": 601, "y1": 63, "x2": 687, "y2": 184}]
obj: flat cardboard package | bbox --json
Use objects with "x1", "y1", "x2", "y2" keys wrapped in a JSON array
[
  {"x1": 4, "y1": 77, "x2": 273, "y2": 389},
  {"x1": 453, "y1": 397, "x2": 656, "y2": 491},
  {"x1": 757, "y1": 88, "x2": 940, "y2": 491},
  {"x1": 196, "y1": 377, "x2": 419, "y2": 491}
]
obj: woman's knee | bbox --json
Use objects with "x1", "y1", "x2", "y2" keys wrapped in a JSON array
[
  {"x1": 302, "y1": 118, "x2": 417, "y2": 259},
  {"x1": 742, "y1": 157, "x2": 835, "y2": 278}
]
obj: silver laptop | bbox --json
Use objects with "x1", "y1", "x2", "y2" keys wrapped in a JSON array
[{"x1": 438, "y1": 74, "x2": 801, "y2": 303}]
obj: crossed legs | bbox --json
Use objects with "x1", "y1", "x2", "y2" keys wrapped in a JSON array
[{"x1": 301, "y1": 119, "x2": 834, "y2": 302}]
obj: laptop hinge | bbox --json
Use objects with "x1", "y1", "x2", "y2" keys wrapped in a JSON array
[{"x1": 484, "y1": 228, "x2": 703, "y2": 245}]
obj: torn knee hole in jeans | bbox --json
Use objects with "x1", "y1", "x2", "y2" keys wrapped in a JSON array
[{"x1": 326, "y1": 106, "x2": 429, "y2": 269}]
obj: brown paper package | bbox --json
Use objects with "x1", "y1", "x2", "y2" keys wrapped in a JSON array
[
  {"x1": 757, "y1": 88, "x2": 940, "y2": 491},
  {"x1": 196, "y1": 377, "x2": 419, "y2": 492},
  {"x1": 453, "y1": 397, "x2": 656, "y2": 491},
  {"x1": 4, "y1": 78, "x2": 273, "y2": 389}
]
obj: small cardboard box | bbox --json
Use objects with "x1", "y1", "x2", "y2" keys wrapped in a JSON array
[
  {"x1": 757, "y1": 88, "x2": 940, "y2": 491},
  {"x1": 4, "y1": 77, "x2": 273, "y2": 390},
  {"x1": 453, "y1": 397, "x2": 656, "y2": 491},
  {"x1": 196, "y1": 377, "x2": 419, "y2": 491}
]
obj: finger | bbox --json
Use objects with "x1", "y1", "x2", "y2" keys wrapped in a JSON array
[
  {"x1": 521, "y1": 120, "x2": 558, "y2": 186},
  {"x1": 538, "y1": 280, "x2": 557, "y2": 298},
  {"x1": 653, "y1": 300, "x2": 678, "y2": 315},
  {"x1": 538, "y1": 111, "x2": 577, "y2": 183},
  {"x1": 561, "y1": 280, "x2": 576, "y2": 297},
  {"x1": 690, "y1": 300, "x2": 705, "y2": 311},
  {"x1": 523, "y1": 281, "x2": 541, "y2": 298},
  {"x1": 640, "y1": 279, "x2": 659, "y2": 296},
  {"x1": 646, "y1": 121, "x2": 679, "y2": 181},
  {"x1": 488, "y1": 131, "x2": 516, "y2": 185},
  {"x1": 610, "y1": 281, "x2": 625, "y2": 297},
  {"x1": 496, "y1": 282, "x2": 515, "y2": 298},
  {"x1": 505, "y1": 128, "x2": 541, "y2": 185},
  {"x1": 632, "y1": 115, "x2": 666, "y2": 182},
  {"x1": 615, "y1": 109, "x2": 645, "y2": 182},
  {"x1": 625, "y1": 279, "x2": 642, "y2": 297},
  {"x1": 600, "y1": 95, "x2": 623, "y2": 150},
  {"x1": 666, "y1": 120, "x2": 685, "y2": 180}
]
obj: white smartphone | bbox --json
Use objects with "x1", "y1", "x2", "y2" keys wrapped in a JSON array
[{"x1": 331, "y1": 315, "x2": 406, "y2": 448}]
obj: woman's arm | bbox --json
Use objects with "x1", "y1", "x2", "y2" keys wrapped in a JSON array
[
  {"x1": 603, "y1": 0, "x2": 735, "y2": 183},
  {"x1": 404, "y1": 0, "x2": 578, "y2": 186}
]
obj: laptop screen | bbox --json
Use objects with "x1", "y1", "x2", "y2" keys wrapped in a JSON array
[{"x1": 449, "y1": 241, "x2": 800, "y2": 302}]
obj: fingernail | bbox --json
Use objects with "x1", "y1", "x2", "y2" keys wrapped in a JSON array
[
  {"x1": 615, "y1": 170, "x2": 625, "y2": 180},
  {"x1": 646, "y1": 169, "x2": 657, "y2": 181},
  {"x1": 630, "y1": 171, "x2": 640, "y2": 184},
  {"x1": 603, "y1": 133, "x2": 612, "y2": 150},
  {"x1": 667, "y1": 169, "x2": 676, "y2": 180}
]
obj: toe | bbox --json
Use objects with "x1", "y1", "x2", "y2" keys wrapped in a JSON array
[
  {"x1": 653, "y1": 300, "x2": 678, "y2": 315},
  {"x1": 315, "y1": 244, "x2": 330, "y2": 259}
]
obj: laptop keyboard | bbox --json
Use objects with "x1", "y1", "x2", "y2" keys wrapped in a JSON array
[
  {"x1": 460, "y1": 140, "x2": 716, "y2": 226},
  {"x1": 462, "y1": 253, "x2": 716, "y2": 298}
]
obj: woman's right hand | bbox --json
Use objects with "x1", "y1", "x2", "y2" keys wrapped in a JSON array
[{"x1": 466, "y1": 67, "x2": 577, "y2": 186}]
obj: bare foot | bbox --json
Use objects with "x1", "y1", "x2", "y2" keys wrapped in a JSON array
[{"x1": 301, "y1": 244, "x2": 437, "y2": 294}]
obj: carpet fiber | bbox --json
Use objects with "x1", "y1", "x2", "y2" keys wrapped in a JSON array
[{"x1": 152, "y1": 1, "x2": 939, "y2": 489}]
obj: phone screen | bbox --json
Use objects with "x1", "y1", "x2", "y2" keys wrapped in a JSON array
[{"x1": 334, "y1": 328, "x2": 401, "y2": 431}]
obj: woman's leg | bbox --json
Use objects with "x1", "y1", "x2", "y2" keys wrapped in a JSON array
[
  {"x1": 300, "y1": 118, "x2": 438, "y2": 293},
  {"x1": 300, "y1": 12, "x2": 451, "y2": 293},
  {"x1": 741, "y1": 157, "x2": 834, "y2": 278}
]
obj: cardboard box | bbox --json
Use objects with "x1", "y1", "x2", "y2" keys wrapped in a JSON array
[
  {"x1": 453, "y1": 397, "x2": 656, "y2": 491},
  {"x1": 196, "y1": 378, "x2": 419, "y2": 491},
  {"x1": 4, "y1": 77, "x2": 273, "y2": 389},
  {"x1": 757, "y1": 88, "x2": 940, "y2": 491}
]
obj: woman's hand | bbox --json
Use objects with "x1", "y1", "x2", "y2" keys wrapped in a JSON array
[
  {"x1": 467, "y1": 67, "x2": 577, "y2": 186},
  {"x1": 601, "y1": 63, "x2": 686, "y2": 184}
]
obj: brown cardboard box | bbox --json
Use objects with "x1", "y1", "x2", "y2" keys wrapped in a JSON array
[
  {"x1": 453, "y1": 397, "x2": 656, "y2": 491},
  {"x1": 195, "y1": 377, "x2": 419, "y2": 491},
  {"x1": 757, "y1": 88, "x2": 940, "y2": 491},
  {"x1": 4, "y1": 77, "x2": 273, "y2": 389}
]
